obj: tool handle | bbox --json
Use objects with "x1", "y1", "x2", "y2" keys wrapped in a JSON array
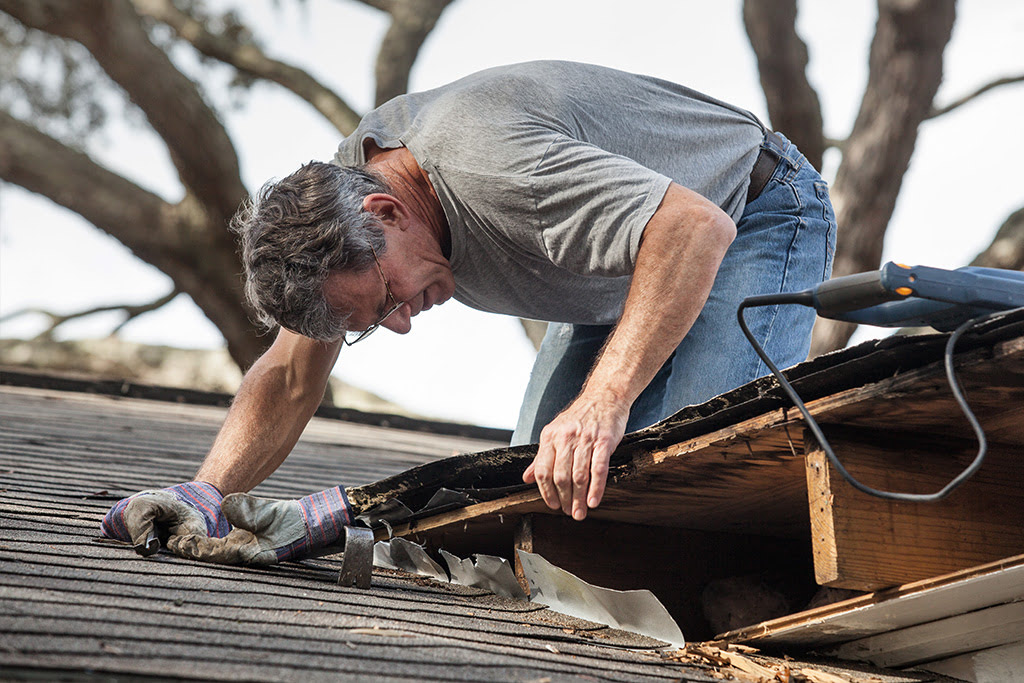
[{"x1": 812, "y1": 269, "x2": 905, "y2": 317}]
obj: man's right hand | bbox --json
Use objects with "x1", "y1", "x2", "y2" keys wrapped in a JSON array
[
  {"x1": 168, "y1": 486, "x2": 353, "y2": 565},
  {"x1": 100, "y1": 481, "x2": 231, "y2": 555}
]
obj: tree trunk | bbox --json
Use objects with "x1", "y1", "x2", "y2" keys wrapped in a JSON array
[
  {"x1": 742, "y1": 0, "x2": 825, "y2": 170},
  {"x1": 810, "y1": 0, "x2": 956, "y2": 356}
]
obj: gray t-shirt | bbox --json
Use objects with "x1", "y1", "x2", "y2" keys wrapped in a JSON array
[{"x1": 334, "y1": 61, "x2": 765, "y2": 325}]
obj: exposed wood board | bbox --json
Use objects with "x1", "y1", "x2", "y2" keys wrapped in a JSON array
[
  {"x1": 797, "y1": 337, "x2": 1024, "y2": 444},
  {"x1": 805, "y1": 436, "x2": 1024, "y2": 590},
  {"x1": 829, "y1": 600, "x2": 1024, "y2": 667},
  {"x1": 597, "y1": 339, "x2": 1022, "y2": 536},
  {"x1": 919, "y1": 642, "x2": 1024, "y2": 683},
  {"x1": 595, "y1": 429, "x2": 811, "y2": 536},
  {"x1": 385, "y1": 491, "x2": 548, "y2": 542},
  {"x1": 352, "y1": 312, "x2": 1024, "y2": 518},
  {"x1": 385, "y1": 408, "x2": 813, "y2": 540},
  {"x1": 718, "y1": 554, "x2": 1024, "y2": 648}
]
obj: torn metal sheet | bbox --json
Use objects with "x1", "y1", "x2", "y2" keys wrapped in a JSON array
[
  {"x1": 422, "y1": 488, "x2": 476, "y2": 513},
  {"x1": 372, "y1": 537, "x2": 448, "y2": 582},
  {"x1": 356, "y1": 498, "x2": 414, "y2": 533},
  {"x1": 440, "y1": 550, "x2": 527, "y2": 600},
  {"x1": 372, "y1": 541, "x2": 399, "y2": 571},
  {"x1": 517, "y1": 550, "x2": 685, "y2": 649},
  {"x1": 356, "y1": 489, "x2": 479, "y2": 534}
]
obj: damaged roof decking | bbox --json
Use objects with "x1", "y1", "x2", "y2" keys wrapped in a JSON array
[
  {"x1": 356, "y1": 313, "x2": 1024, "y2": 546},
  {"x1": 351, "y1": 312, "x2": 1024, "y2": 642},
  {"x1": 351, "y1": 310, "x2": 1024, "y2": 534}
]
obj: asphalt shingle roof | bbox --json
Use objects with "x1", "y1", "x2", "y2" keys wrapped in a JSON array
[{"x1": 0, "y1": 376, "x2": 960, "y2": 682}]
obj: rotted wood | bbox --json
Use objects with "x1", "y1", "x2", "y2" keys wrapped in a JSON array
[
  {"x1": 802, "y1": 336, "x2": 1024, "y2": 446},
  {"x1": 381, "y1": 324, "x2": 1024, "y2": 633},
  {"x1": 389, "y1": 335, "x2": 1024, "y2": 553},
  {"x1": 805, "y1": 426, "x2": 1024, "y2": 591}
]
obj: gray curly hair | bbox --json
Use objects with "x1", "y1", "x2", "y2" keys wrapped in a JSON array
[{"x1": 231, "y1": 161, "x2": 390, "y2": 341}]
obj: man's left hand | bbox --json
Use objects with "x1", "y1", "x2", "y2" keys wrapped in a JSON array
[{"x1": 522, "y1": 391, "x2": 629, "y2": 521}]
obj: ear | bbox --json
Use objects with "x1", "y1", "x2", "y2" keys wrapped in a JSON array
[{"x1": 362, "y1": 193, "x2": 408, "y2": 228}]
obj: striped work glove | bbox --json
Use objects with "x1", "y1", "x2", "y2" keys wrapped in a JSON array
[
  {"x1": 100, "y1": 481, "x2": 231, "y2": 555},
  {"x1": 168, "y1": 486, "x2": 352, "y2": 565}
]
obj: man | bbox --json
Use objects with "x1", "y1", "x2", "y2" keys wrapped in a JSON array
[{"x1": 102, "y1": 61, "x2": 835, "y2": 564}]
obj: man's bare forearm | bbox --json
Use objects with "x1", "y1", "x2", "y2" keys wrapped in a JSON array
[
  {"x1": 526, "y1": 182, "x2": 736, "y2": 519},
  {"x1": 196, "y1": 329, "x2": 342, "y2": 494},
  {"x1": 584, "y1": 183, "x2": 736, "y2": 407}
]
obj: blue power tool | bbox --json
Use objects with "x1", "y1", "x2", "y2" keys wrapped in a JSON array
[
  {"x1": 806, "y1": 262, "x2": 1024, "y2": 330},
  {"x1": 738, "y1": 262, "x2": 1024, "y2": 502}
]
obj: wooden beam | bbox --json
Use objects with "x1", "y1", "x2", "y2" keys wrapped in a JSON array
[{"x1": 804, "y1": 430, "x2": 1024, "y2": 590}]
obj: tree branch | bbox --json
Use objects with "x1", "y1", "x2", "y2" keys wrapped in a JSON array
[
  {"x1": 1, "y1": 288, "x2": 180, "y2": 340},
  {"x1": 0, "y1": 0, "x2": 246, "y2": 225},
  {"x1": 927, "y1": 74, "x2": 1024, "y2": 119},
  {"x1": 373, "y1": 0, "x2": 454, "y2": 106},
  {"x1": 970, "y1": 206, "x2": 1024, "y2": 271},
  {"x1": 0, "y1": 108, "x2": 265, "y2": 367},
  {"x1": 130, "y1": 0, "x2": 363, "y2": 135},
  {"x1": 0, "y1": 108, "x2": 175, "y2": 254},
  {"x1": 742, "y1": 0, "x2": 825, "y2": 170},
  {"x1": 354, "y1": 0, "x2": 394, "y2": 13}
]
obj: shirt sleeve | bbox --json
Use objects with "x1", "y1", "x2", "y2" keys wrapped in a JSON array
[{"x1": 530, "y1": 135, "x2": 672, "y2": 277}]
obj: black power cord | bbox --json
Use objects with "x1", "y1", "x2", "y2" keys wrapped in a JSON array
[{"x1": 737, "y1": 295, "x2": 1010, "y2": 502}]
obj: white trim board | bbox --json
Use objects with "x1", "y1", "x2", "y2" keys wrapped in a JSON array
[
  {"x1": 918, "y1": 642, "x2": 1024, "y2": 683},
  {"x1": 721, "y1": 554, "x2": 1024, "y2": 655}
]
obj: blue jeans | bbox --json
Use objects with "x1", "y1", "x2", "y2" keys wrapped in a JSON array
[{"x1": 511, "y1": 133, "x2": 836, "y2": 445}]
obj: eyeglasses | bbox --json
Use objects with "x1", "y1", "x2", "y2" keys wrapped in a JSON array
[{"x1": 342, "y1": 244, "x2": 404, "y2": 346}]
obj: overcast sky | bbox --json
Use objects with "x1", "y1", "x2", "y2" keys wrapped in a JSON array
[{"x1": 1, "y1": 0, "x2": 1022, "y2": 428}]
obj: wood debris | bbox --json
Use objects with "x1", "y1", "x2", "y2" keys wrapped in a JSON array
[{"x1": 666, "y1": 644, "x2": 884, "y2": 683}]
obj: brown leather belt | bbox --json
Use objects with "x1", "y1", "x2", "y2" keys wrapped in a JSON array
[{"x1": 747, "y1": 131, "x2": 786, "y2": 204}]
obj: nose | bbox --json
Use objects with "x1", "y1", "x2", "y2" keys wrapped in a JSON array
[{"x1": 381, "y1": 304, "x2": 412, "y2": 335}]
